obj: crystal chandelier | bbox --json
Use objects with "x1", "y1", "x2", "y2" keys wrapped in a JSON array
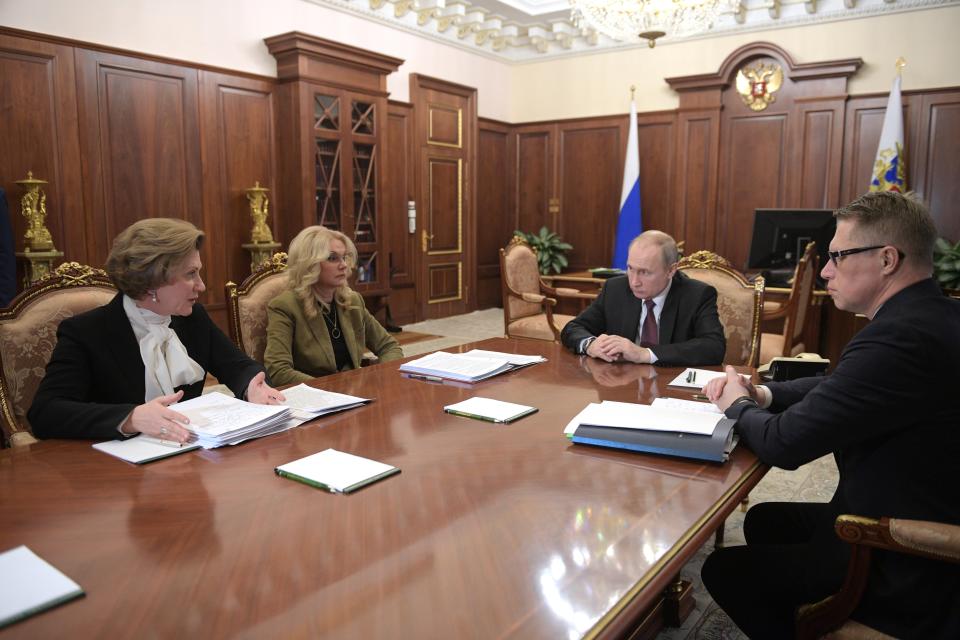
[{"x1": 570, "y1": 0, "x2": 735, "y2": 47}]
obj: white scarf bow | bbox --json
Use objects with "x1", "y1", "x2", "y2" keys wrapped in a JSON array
[{"x1": 123, "y1": 295, "x2": 205, "y2": 402}]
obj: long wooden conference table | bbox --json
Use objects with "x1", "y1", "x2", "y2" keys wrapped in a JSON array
[{"x1": 0, "y1": 338, "x2": 766, "y2": 639}]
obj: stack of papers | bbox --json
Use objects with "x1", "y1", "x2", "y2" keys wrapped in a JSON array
[
  {"x1": 282, "y1": 384, "x2": 371, "y2": 421},
  {"x1": 444, "y1": 397, "x2": 538, "y2": 424},
  {"x1": 667, "y1": 368, "x2": 727, "y2": 389},
  {"x1": 651, "y1": 397, "x2": 723, "y2": 415},
  {"x1": 400, "y1": 349, "x2": 545, "y2": 383},
  {"x1": 92, "y1": 435, "x2": 201, "y2": 464},
  {"x1": 563, "y1": 401, "x2": 722, "y2": 436},
  {"x1": 563, "y1": 400, "x2": 736, "y2": 462},
  {"x1": 0, "y1": 546, "x2": 84, "y2": 628},
  {"x1": 275, "y1": 448, "x2": 400, "y2": 493},
  {"x1": 174, "y1": 393, "x2": 296, "y2": 448},
  {"x1": 462, "y1": 349, "x2": 546, "y2": 366}
]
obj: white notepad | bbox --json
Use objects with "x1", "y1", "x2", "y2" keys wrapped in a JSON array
[
  {"x1": 0, "y1": 546, "x2": 84, "y2": 628},
  {"x1": 667, "y1": 368, "x2": 727, "y2": 389},
  {"x1": 92, "y1": 435, "x2": 201, "y2": 464},
  {"x1": 443, "y1": 397, "x2": 538, "y2": 423},
  {"x1": 275, "y1": 449, "x2": 400, "y2": 493}
]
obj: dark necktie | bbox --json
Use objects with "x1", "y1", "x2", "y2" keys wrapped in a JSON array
[{"x1": 639, "y1": 299, "x2": 658, "y2": 347}]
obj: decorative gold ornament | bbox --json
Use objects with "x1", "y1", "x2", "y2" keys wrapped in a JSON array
[
  {"x1": 16, "y1": 171, "x2": 55, "y2": 251},
  {"x1": 246, "y1": 181, "x2": 275, "y2": 244},
  {"x1": 735, "y1": 62, "x2": 784, "y2": 112}
]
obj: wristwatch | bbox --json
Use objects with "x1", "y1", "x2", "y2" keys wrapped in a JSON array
[
  {"x1": 729, "y1": 396, "x2": 759, "y2": 411},
  {"x1": 581, "y1": 336, "x2": 597, "y2": 355}
]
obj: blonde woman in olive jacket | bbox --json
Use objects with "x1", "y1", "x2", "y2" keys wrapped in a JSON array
[{"x1": 264, "y1": 226, "x2": 402, "y2": 386}]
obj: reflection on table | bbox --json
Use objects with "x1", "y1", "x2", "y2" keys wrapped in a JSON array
[{"x1": 0, "y1": 338, "x2": 765, "y2": 639}]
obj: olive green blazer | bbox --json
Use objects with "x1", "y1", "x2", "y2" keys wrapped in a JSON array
[{"x1": 264, "y1": 289, "x2": 403, "y2": 386}]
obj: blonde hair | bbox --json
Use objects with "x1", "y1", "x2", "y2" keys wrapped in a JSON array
[
  {"x1": 286, "y1": 226, "x2": 358, "y2": 318},
  {"x1": 105, "y1": 218, "x2": 204, "y2": 298}
]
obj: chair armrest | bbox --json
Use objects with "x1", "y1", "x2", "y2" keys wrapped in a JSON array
[
  {"x1": 836, "y1": 515, "x2": 960, "y2": 563},
  {"x1": 521, "y1": 292, "x2": 555, "y2": 306}
]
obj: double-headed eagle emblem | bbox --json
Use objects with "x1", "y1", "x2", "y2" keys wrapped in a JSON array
[{"x1": 736, "y1": 62, "x2": 784, "y2": 112}]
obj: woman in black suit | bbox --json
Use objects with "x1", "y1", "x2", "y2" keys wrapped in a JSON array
[{"x1": 28, "y1": 218, "x2": 284, "y2": 442}]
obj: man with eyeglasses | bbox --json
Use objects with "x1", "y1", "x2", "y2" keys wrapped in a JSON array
[{"x1": 700, "y1": 191, "x2": 960, "y2": 638}]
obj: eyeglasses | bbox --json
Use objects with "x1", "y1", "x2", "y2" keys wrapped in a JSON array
[
  {"x1": 826, "y1": 245, "x2": 903, "y2": 266},
  {"x1": 324, "y1": 253, "x2": 354, "y2": 265}
]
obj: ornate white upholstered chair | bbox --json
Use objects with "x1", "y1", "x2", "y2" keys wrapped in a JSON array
[
  {"x1": 499, "y1": 236, "x2": 577, "y2": 342},
  {"x1": 760, "y1": 241, "x2": 819, "y2": 365},
  {"x1": 224, "y1": 253, "x2": 288, "y2": 363},
  {"x1": 0, "y1": 263, "x2": 117, "y2": 447},
  {"x1": 678, "y1": 250, "x2": 765, "y2": 367}
]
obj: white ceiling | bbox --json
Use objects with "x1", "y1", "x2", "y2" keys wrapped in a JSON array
[{"x1": 308, "y1": 0, "x2": 957, "y2": 61}]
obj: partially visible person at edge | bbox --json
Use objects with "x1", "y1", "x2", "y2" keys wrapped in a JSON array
[
  {"x1": 561, "y1": 230, "x2": 725, "y2": 366},
  {"x1": 28, "y1": 218, "x2": 285, "y2": 443},
  {"x1": 701, "y1": 191, "x2": 960, "y2": 639},
  {"x1": 264, "y1": 225, "x2": 402, "y2": 386}
]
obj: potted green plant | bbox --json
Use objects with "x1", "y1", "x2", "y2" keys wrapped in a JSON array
[
  {"x1": 934, "y1": 237, "x2": 960, "y2": 295},
  {"x1": 514, "y1": 226, "x2": 573, "y2": 275}
]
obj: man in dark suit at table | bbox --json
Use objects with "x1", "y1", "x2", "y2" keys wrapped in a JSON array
[
  {"x1": 560, "y1": 230, "x2": 725, "y2": 366},
  {"x1": 702, "y1": 191, "x2": 960, "y2": 639}
]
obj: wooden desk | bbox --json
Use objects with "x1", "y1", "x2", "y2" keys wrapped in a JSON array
[{"x1": 0, "y1": 339, "x2": 765, "y2": 639}]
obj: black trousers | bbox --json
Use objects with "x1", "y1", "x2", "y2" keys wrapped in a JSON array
[{"x1": 701, "y1": 501, "x2": 848, "y2": 639}]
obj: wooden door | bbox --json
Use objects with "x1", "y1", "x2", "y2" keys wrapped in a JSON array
[{"x1": 411, "y1": 75, "x2": 476, "y2": 319}]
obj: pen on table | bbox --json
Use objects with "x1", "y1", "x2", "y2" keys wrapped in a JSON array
[
  {"x1": 691, "y1": 393, "x2": 711, "y2": 402},
  {"x1": 408, "y1": 374, "x2": 444, "y2": 383}
]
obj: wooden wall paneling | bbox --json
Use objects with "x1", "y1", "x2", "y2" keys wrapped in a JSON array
[
  {"x1": 912, "y1": 89, "x2": 960, "y2": 241},
  {"x1": 673, "y1": 109, "x2": 721, "y2": 256},
  {"x1": 635, "y1": 112, "x2": 677, "y2": 241},
  {"x1": 75, "y1": 49, "x2": 203, "y2": 265},
  {"x1": 272, "y1": 81, "x2": 311, "y2": 241},
  {"x1": 477, "y1": 118, "x2": 514, "y2": 309},
  {"x1": 716, "y1": 109, "x2": 788, "y2": 267},
  {"x1": 197, "y1": 70, "x2": 277, "y2": 324},
  {"x1": 513, "y1": 124, "x2": 557, "y2": 235},
  {"x1": 410, "y1": 74, "x2": 477, "y2": 319},
  {"x1": 840, "y1": 95, "x2": 890, "y2": 204},
  {"x1": 789, "y1": 99, "x2": 844, "y2": 209},
  {"x1": 384, "y1": 100, "x2": 418, "y2": 324},
  {"x1": 669, "y1": 43, "x2": 860, "y2": 267},
  {"x1": 0, "y1": 31, "x2": 86, "y2": 274},
  {"x1": 557, "y1": 121, "x2": 624, "y2": 270}
]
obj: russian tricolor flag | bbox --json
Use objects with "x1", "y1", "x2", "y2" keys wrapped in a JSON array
[{"x1": 613, "y1": 99, "x2": 642, "y2": 269}]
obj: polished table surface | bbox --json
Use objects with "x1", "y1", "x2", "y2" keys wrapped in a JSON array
[{"x1": 0, "y1": 338, "x2": 766, "y2": 639}]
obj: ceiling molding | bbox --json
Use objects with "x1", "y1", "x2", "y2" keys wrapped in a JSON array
[{"x1": 305, "y1": 0, "x2": 959, "y2": 62}]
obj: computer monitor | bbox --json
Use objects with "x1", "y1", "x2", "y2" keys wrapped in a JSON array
[{"x1": 747, "y1": 208, "x2": 836, "y2": 287}]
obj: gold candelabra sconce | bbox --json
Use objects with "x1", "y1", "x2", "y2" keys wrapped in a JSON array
[
  {"x1": 15, "y1": 171, "x2": 63, "y2": 286},
  {"x1": 241, "y1": 181, "x2": 281, "y2": 273}
]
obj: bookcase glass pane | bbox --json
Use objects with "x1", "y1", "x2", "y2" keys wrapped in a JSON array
[
  {"x1": 353, "y1": 143, "x2": 376, "y2": 243},
  {"x1": 314, "y1": 94, "x2": 339, "y2": 131},
  {"x1": 315, "y1": 139, "x2": 341, "y2": 230},
  {"x1": 352, "y1": 100, "x2": 375, "y2": 135},
  {"x1": 356, "y1": 251, "x2": 377, "y2": 284}
]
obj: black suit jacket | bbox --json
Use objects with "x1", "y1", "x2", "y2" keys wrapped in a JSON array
[
  {"x1": 28, "y1": 293, "x2": 265, "y2": 440},
  {"x1": 726, "y1": 278, "x2": 960, "y2": 637},
  {"x1": 560, "y1": 271, "x2": 725, "y2": 366}
]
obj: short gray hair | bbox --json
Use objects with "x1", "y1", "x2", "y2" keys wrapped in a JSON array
[{"x1": 629, "y1": 230, "x2": 679, "y2": 267}]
